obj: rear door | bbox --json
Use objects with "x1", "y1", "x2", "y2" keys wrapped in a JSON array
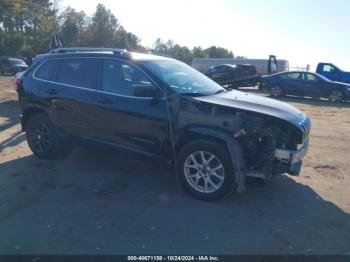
[
  {"x1": 37, "y1": 57, "x2": 100, "y2": 138},
  {"x1": 90, "y1": 58, "x2": 168, "y2": 155}
]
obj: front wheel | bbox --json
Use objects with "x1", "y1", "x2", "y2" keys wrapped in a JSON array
[
  {"x1": 328, "y1": 89, "x2": 344, "y2": 102},
  {"x1": 177, "y1": 140, "x2": 235, "y2": 201}
]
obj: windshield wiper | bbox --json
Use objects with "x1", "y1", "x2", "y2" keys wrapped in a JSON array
[
  {"x1": 213, "y1": 89, "x2": 226, "y2": 94},
  {"x1": 180, "y1": 92, "x2": 206, "y2": 97}
]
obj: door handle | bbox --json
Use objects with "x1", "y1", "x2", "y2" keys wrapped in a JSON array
[
  {"x1": 46, "y1": 88, "x2": 57, "y2": 95},
  {"x1": 96, "y1": 98, "x2": 113, "y2": 105}
]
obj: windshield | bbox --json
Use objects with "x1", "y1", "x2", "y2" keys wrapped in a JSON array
[
  {"x1": 9, "y1": 58, "x2": 26, "y2": 66},
  {"x1": 140, "y1": 60, "x2": 225, "y2": 96}
]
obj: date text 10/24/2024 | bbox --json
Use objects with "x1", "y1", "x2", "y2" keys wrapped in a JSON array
[{"x1": 127, "y1": 256, "x2": 220, "y2": 261}]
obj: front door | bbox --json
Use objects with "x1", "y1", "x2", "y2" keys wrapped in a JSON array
[
  {"x1": 280, "y1": 72, "x2": 303, "y2": 95},
  {"x1": 90, "y1": 59, "x2": 168, "y2": 155}
]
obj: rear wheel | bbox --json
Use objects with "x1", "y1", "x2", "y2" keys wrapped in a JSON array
[
  {"x1": 269, "y1": 84, "x2": 283, "y2": 97},
  {"x1": 25, "y1": 113, "x2": 70, "y2": 158},
  {"x1": 328, "y1": 89, "x2": 344, "y2": 102},
  {"x1": 178, "y1": 140, "x2": 235, "y2": 201}
]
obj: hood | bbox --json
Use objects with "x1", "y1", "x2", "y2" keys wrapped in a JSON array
[
  {"x1": 334, "y1": 81, "x2": 350, "y2": 88},
  {"x1": 338, "y1": 71, "x2": 350, "y2": 81},
  {"x1": 194, "y1": 90, "x2": 310, "y2": 130}
]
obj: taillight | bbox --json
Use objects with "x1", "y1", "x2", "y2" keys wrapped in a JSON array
[{"x1": 16, "y1": 77, "x2": 22, "y2": 86}]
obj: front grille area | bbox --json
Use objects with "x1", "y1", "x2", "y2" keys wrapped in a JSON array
[{"x1": 299, "y1": 116, "x2": 312, "y2": 141}]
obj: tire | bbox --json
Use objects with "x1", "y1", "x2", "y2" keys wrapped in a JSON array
[
  {"x1": 25, "y1": 113, "x2": 63, "y2": 159},
  {"x1": 328, "y1": 89, "x2": 344, "y2": 103},
  {"x1": 269, "y1": 84, "x2": 283, "y2": 97},
  {"x1": 177, "y1": 139, "x2": 235, "y2": 201}
]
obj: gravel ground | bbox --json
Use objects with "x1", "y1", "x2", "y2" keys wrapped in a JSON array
[{"x1": 0, "y1": 76, "x2": 349, "y2": 255}]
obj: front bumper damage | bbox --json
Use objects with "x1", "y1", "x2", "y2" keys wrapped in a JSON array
[
  {"x1": 274, "y1": 139, "x2": 309, "y2": 176},
  {"x1": 245, "y1": 139, "x2": 309, "y2": 183}
]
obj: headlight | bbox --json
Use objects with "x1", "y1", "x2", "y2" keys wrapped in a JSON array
[{"x1": 296, "y1": 143, "x2": 304, "y2": 150}]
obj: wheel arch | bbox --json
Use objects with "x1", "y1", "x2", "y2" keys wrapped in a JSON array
[
  {"x1": 176, "y1": 126, "x2": 247, "y2": 193},
  {"x1": 21, "y1": 106, "x2": 48, "y2": 131},
  {"x1": 176, "y1": 127, "x2": 230, "y2": 154}
]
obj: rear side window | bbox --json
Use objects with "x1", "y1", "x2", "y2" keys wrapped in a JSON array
[
  {"x1": 35, "y1": 59, "x2": 61, "y2": 81},
  {"x1": 57, "y1": 58, "x2": 99, "y2": 89}
]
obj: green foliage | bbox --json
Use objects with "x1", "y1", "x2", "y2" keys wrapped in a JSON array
[
  {"x1": 0, "y1": 0, "x2": 58, "y2": 56},
  {"x1": 59, "y1": 7, "x2": 87, "y2": 47},
  {"x1": 204, "y1": 46, "x2": 234, "y2": 58},
  {"x1": 57, "y1": 3, "x2": 144, "y2": 51},
  {"x1": 0, "y1": 1, "x2": 235, "y2": 63},
  {"x1": 152, "y1": 39, "x2": 234, "y2": 64}
]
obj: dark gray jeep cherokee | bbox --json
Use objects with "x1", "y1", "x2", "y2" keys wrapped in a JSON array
[{"x1": 17, "y1": 48, "x2": 311, "y2": 200}]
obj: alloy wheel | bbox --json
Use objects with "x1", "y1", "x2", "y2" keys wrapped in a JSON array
[
  {"x1": 329, "y1": 90, "x2": 344, "y2": 102},
  {"x1": 270, "y1": 85, "x2": 282, "y2": 97},
  {"x1": 184, "y1": 151, "x2": 225, "y2": 194},
  {"x1": 27, "y1": 122, "x2": 53, "y2": 155}
]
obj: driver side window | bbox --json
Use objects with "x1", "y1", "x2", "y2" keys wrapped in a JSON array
[
  {"x1": 322, "y1": 64, "x2": 336, "y2": 73},
  {"x1": 102, "y1": 59, "x2": 155, "y2": 96}
]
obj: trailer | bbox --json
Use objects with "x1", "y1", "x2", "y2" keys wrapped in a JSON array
[{"x1": 192, "y1": 58, "x2": 289, "y2": 74}]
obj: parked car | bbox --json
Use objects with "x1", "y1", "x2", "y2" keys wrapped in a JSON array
[
  {"x1": 316, "y1": 62, "x2": 350, "y2": 83},
  {"x1": 262, "y1": 71, "x2": 350, "y2": 102},
  {"x1": 0, "y1": 58, "x2": 28, "y2": 75},
  {"x1": 17, "y1": 48, "x2": 311, "y2": 200},
  {"x1": 205, "y1": 64, "x2": 261, "y2": 89},
  {"x1": 192, "y1": 57, "x2": 289, "y2": 75}
]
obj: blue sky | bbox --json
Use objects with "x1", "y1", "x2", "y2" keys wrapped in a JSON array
[{"x1": 61, "y1": 0, "x2": 350, "y2": 70}]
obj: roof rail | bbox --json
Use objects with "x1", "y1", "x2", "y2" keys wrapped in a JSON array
[{"x1": 49, "y1": 47, "x2": 131, "y2": 57}]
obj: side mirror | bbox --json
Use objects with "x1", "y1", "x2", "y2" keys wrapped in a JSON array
[{"x1": 133, "y1": 84, "x2": 161, "y2": 98}]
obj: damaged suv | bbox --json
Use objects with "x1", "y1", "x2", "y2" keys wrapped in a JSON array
[{"x1": 17, "y1": 48, "x2": 311, "y2": 200}]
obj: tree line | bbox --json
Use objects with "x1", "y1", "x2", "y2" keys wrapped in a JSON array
[{"x1": 0, "y1": 0, "x2": 239, "y2": 64}]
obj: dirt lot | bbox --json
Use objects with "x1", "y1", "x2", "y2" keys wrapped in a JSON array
[{"x1": 0, "y1": 76, "x2": 349, "y2": 255}]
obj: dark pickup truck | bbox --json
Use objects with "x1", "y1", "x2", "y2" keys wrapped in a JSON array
[
  {"x1": 17, "y1": 48, "x2": 311, "y2": 200},
  {"x1": 205, "y1": 64, "x2": 261, "y2": 89}
]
